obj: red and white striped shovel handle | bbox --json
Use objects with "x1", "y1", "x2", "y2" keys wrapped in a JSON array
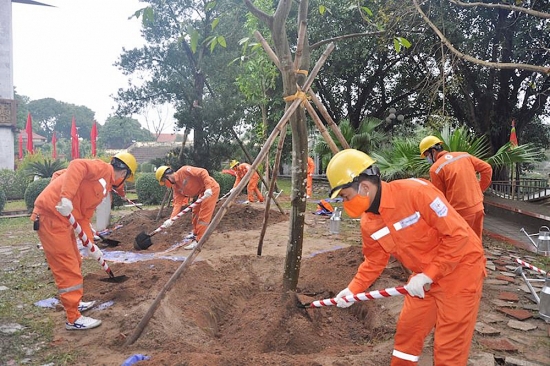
[
  {"x1": 515, "y1": 258, "x2": 547, "y2": 275},
  {"x1": 67, "y1": 213, "x2": 113, "y2": 278},
  {"x1": 308, "y1": 286, "x2": 409, "y2": 308},
  {"x1": 150, "y1": 196, "x2": 205, "y2": 236}
]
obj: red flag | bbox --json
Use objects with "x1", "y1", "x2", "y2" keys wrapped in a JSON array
[
  {"x1": 51, "y1": 132, "x2": 57, "y2": 159},
  {"x1": 18, "y1": 133, "x2": 23, "y2": 159},
  {"x1": 71, "y1": 116, "x2": 80, "y2": 159},
  {"x1": 25, "y1": 113, "x2": 34, "y2": 154},
  {"x1": 90, "y1": 120, "x2": 98, "y2": 157},
  {"x1": 510, "y1": 119, "x2": 518, "y2": 148}
]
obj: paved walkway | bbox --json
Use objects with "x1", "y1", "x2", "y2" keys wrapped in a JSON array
[{"x1": 483, "y1": 194, "x2": 550, "y2": 254}]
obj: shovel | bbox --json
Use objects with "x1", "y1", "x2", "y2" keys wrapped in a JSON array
[
  {"x1": 134, "y1": 195, "x2": 205, "y2": 251},
  {"x1": 217, "y1": 191, "x2": 232, "y2": 203},
  {"x1": 67, "y1": 213, "x2": 127, "y2": 283},
  {"x1": 297, "y1": 285, "x2": 424, "y2": 309},
  {"x1": 97, "y1": 234, "x2": 121, "y2": 247}
]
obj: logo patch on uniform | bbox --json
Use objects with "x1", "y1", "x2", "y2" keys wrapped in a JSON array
[{"x1": 430, "y1": 197, "x2": 448, "y2": 217}]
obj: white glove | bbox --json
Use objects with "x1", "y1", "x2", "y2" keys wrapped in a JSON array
[
  {"x1": 163, "y1": 218, "x2": 174, "y2": 228},
  {"x1": 203, "y1": 189, "x2": 213, "y2": 198},
  {"x1": 335, "y1": 287, "x2": 354, "y2": 308},
  {"x1": 405, "y1": 273, "x2": 433, "y2": 298},
  {"x1": 55, "y1": 197, "x2": 73, "y2": 216}
]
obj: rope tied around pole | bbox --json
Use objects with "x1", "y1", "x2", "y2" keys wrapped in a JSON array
[
  {"x1": 283, "y1": 88, "x2": 310, "y2": 107},
  {"x1": 295, "y1": 69, "x2": 309, "y2": 76}
]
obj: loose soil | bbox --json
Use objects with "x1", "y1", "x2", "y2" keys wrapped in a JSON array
[{"x1": 35, "y1": 198, "x2": 550, "y2": 365}]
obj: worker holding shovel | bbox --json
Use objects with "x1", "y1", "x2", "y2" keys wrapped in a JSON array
[
  {"x1": 326, "y1": 149, "x2": 486, "y2": 366},
  {"x1": 155, "y1": 165, "x2": 220, "y2": 250},
  {"x1": 229, "y1": 160, "x2": 264, "y2": 204},
  {"x1": 31, "y1": 152, "x2": 137, "y2": 331}
]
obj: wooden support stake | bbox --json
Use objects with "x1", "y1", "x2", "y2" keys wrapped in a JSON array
[
  {"x1": 293, "y1": 20, "x2": 307, "y2": 72},
  {"x1": 307, "y1": 90, "x2": 350, "y2": 149},
  {"x1": 254, "y1": 31, "x2": 281, "y2": 71},
  {"x1": 304, "y1": 100, "x2": 339, "y2": 154}
]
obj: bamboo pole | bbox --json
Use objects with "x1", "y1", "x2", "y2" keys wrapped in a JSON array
[
  {"x1": 304, "y1": 100, "x2": 339, "y2": 154},
  {"x1": 307, "y1": 90, "x2": 350, "y2": 149},
  {"x1": 257, "y1": 125, "x2": 287, "y2": 255},
  {"x1": 254, "y1": 31, "x2": 281, "y2": 71},
  {"x1": 293, "y1": 20, "x2": 307, "y2": 72}
]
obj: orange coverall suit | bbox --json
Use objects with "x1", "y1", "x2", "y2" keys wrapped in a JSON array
[
  {"x1": 430, "y1": 151, "x2": 492, "y2": 238},
  {"x1": 347, "y1": 178, "x2": 486, "y2": 365},
  {"x1": 306, "y1": 157, "x2": 315, "y2": 197},
  {"x1": 169, "y1": 166, "x2": 220, "y2": 240},
  {"x1": 233, "y1": 163, "x2": 264, "y2": 203},
  {"x1": 32, "y1": 159, "x2": 120, "y2": 324}
]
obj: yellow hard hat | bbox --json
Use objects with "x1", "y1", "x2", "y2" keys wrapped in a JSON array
[
  {"x1": 229, "y1": 160, "x2": 239, "y2": 169},
  {"x1": 155, "y1": 165, "x2": 172, "y2": 186},
  {"x1": 111, "y1": 152, "x2": 137, "y2": 182},
  {"x1": 419, "y1": 136, "x2": 443, "y2": 157},
  {"x1": 326, "y1": 149, "x2": 377, "y2": 198}
]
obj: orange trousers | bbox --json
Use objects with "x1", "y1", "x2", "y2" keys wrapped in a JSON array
[
  {"x1": 460, "y1": 210, "x2": 485, "y2": 239},
  {"x1": 36, "y1": 213, "x2": 84, "y2": 323},
  {"x1": 192, "y1": 184, "x2": 220, "y2": 241},
  {"x1": 247, "y1": 174, "x2": 264, "y2": 202},
  {"x1": 307, "y1": 174, "x2": 313, "y2": 196},
  {"x1": 391, "y1": 261, "x2": 485, "y2": 365}
]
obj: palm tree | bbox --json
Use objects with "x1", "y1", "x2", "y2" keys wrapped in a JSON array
[{"x1": 24, "y1": 159, "x2": 66, "y2": 178}]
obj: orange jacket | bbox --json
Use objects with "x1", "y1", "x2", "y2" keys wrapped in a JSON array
[
  {"x1": 34, "y1": 159, "x2": 119, "y2": 241},
  {"x1": 430, "y1": 151, "x2": 492, "y2": 216},
  {"x1": 233, "y1": 163, "x2": 259, "y2": 187},
  {"x1": 307, "y1": 157, "x2": 315, "y2": 176},
  {"x1": 170, "y1": 166, "x2": 219, "y2": 217},
  {"x1": 348, "y1": 178, "x2": 485, "y2": 295},
  {"x1": 52, "y1": 168, "x2": 126, "y2": 197}
]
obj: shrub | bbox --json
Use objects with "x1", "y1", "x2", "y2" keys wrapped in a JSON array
[
  {"x1": 212, "y1": 171, "x2": 235, "y2": 195},
  {"x1": 0, "y1": 188, "x2": 6, "y2": 212},
  {"x1": 0, "y1": 169, "x2": 30, "y2": 200},
  {"x1": 23, "y1": 159, "x2": 67, "y2": 178},
  {"x1": 135, "y1": 173, "x2": 167, "y2": 205},
  {"x1": 24, "y1": 178, "x2": 52, "y2": 211},
  {"x1": 140, "y1": 162, "x2": 154, "y2": 173}
]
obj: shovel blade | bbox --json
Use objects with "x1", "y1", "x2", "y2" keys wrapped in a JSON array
[
  {"x1": 100, "y1": 275, "x2": 129, "y2": 283},
  {"x1": 134, "y1": 231, "x2": 153, "y2": 250},
  {"x1": 102, "y1": 238, "x2": 121, "y2": 247}
]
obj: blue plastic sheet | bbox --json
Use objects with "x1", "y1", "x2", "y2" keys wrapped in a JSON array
[{"x1": 121, "y1": 354, "x2": 150, "y2": 366}]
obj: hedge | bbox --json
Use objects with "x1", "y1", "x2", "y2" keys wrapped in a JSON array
[
  {"x1": 24, "y1": 178, "x2": 52, "y2": 211},
  {"x1": 135, "y1": 173, "x2": 167, "y2": 205}
]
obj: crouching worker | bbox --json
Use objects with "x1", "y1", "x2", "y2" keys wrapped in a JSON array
[
  {"x1": 326, "y1": 149, "x2": 486, "y2": 365},
  {"x1": 155, "y1": 165, "x2": 220, "y2": 250},
  {"x1": 229, "y1": 159, "x2": 264, "y2": 204},
  {"x1": 31, "y1": 152, "x2": 137, "y2": 330}
]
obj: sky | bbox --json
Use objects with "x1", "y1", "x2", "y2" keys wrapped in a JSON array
[{"x1": 11, "y1": 0, "x2": 176, "y2": 133}]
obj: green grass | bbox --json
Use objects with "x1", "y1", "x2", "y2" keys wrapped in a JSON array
[{"x1": 4, "y1": 200, "x2": 27, "y2": 211}]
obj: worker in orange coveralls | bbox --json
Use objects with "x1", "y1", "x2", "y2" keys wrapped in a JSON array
[
  {"x1": 31, "y1": 152, "x2": 137, "y2": 330},
  {"x1": 419, "y1": 136, "x2": 492, "y2": 238},
  {"x1": 155, "y1": 165, "x2": 220, "y2": 250},
  {"x1": 326, "y1": 149, "x2": 486, "y2": 366},
  {"x1": 229, "y1": 159, "x2": 264, "y2": 204},
  {"x1": 306, "y1": 156, "x2": 315, "y2": 198}
]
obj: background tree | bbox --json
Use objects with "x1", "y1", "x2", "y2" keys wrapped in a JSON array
[{"x1": 98, "y1": 116, "x2": 154, "y2": 149}]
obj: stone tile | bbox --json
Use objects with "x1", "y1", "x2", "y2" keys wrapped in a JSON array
[
  {"x1": 496, "y1": 265, "x2": 510, "y2": 271},
  {"x1": 520, "y1": 303, "x2": 540, "y2": 311},
  {"x1": 478, "y1": 337, "x2": 518, "y2": 351},
  {"x1": 475, "y1": 322, "x2": 501, "y2": 336},
  {"x1": 505, "y1": 356, "x2": 545, "y2": 366},
  {"x1": 492, "y1": 299, "x2": 517, "y2": 308},
  {"x1": 485, "y1": 249, "x2": 503, "y2": 256},
  {"x1": 496, "y1": 275, "x2": 517, "y2": 283},
  {"x1": 482, "y1": 313, "x2": 507, "y2": 323},
  {"x1": 499, "y1": 292, "x2": 519, "y2": 302},
  {"x1": 486, "y1": 279, "x2": 512, "y2": 286},
  {"x1": 518, "y1": 284, "x2": 533, "y2": 293},
  {"x1": 486, "y1": 261, "x2": 496, "y2": 271},
  {"x1": 499, "y1": 271, "x2": 516, "y2": 277},
  {"x1": 467, "y1": 352, "x2": 495, "y2": 366},
  {"x1": 506, "y1": 320, "x2": 537, "y2": 331},
  {"x1": 498, "y1": 307, "x2": 533, "y2": 320},
  {"x1": 505, "y1": 265, "x2": 518, "y2": 271}
]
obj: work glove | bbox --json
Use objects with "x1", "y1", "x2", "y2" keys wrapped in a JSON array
[
  {"x1": 405, "y1": 273, "x2": 433, "y2": 298},
  {"x1": 55, "y1": 197, "x2": 73, "y2": 216},
  {"x1": 162, "y1": 218, "x2": 174, "y2": 228},
  {"x1": 203, "y1": 189, "x2": 213, "y2": 199},
  {"x1": 90, "y1": 225, "x2": 101, "y2": 241},
  {"x1": 335, "y1": 287, "x2": 354, "y2": 308}
]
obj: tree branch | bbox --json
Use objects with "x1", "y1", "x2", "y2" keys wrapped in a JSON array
[
  {"x1": 310, "y1": 31, "x2": 385, "y2": 50},
  {"x1": 412, "y1": 0, "x2": 550, "y2": 74},
  {"x1": 243, "y1": 0, "x2": 273, "y2": 28},
  {"x1": 448, "y1": 0, "x2": 550, "y2": 19}
]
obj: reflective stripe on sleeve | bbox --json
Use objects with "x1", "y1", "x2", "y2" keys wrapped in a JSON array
[
  {"x1": 407, "y1": 178, "x2": 428, "y2": 185},
  {"x1": 392, "y1": 349, "x2": 420, "y2": 362},
  {"x1": 393, "y1": 212, "x2": 421, "y2": 231},
  {"x1": 58, "y1": 283, "x2": 83, "y2": 294}
]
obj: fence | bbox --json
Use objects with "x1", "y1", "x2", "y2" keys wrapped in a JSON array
[{"x1": 490, "y1": 179, "x2": 550, "y2": 201}]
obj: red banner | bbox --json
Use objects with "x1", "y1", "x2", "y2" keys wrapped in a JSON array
[
  {"x1": 52, "y1": 132, "x2": 57, "y2": 159},
  {"x1": 25, "y1": 113, "x2": 33, "y2": 154},
  {"x1": 510, "y1": 119, "x2": 518, "y2": 148},
  {"x1": 18, "y1": 133, "x2": 23, "y2": 159},
  {"x1": 91, "y1": 120, "x2": 98, "y2": 157},
  {"x1": 71, "y1": 116, "x2": 80, "y2": 160}
]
